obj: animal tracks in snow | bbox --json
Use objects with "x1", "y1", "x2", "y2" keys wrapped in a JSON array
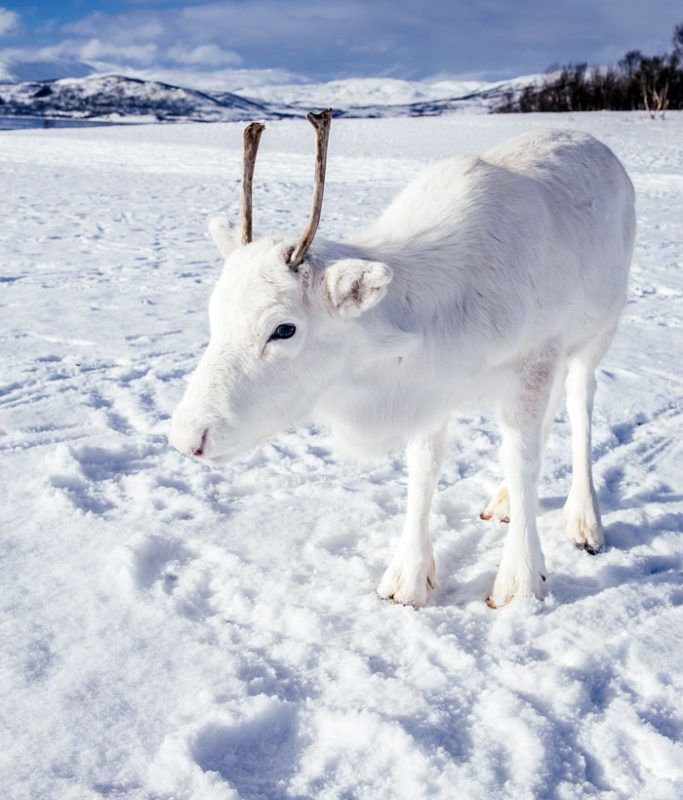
[{"x1": 112, "y1": 533, "x2": 195, "y2": 594}]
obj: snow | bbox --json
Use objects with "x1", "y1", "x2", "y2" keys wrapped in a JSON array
[
  {"x1": 1, "y1": 111, "x2": 682, "y2": 800},
  {"x1": 240, "y1": 76, "x2": 488, "y2": 108}
]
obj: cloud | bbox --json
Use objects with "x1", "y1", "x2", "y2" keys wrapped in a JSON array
[
  {"x1": 0, "y1": 6, "x2": 19, "y2": 36},
  {"x1": 113, "y1": 65, "x2": 304, "y2": 93},
  {"x1": 0, "y1": 38, "x2": 159, "y2": 81},
  {"x1": 2, "y1": 0, "x2": 683, "y2": 86},
  {"x1": 0, "y1": 45, "x2": 95, "y2": 82},
  {"x1": 0, "y1": 36, "x2": 301, "y2": 91},
  {"x1": 76, "y1": 39, "x2": 159, "y2": 66},
  {"x1": 166, "y1": 44, "x2": 241, "y2": 67}
]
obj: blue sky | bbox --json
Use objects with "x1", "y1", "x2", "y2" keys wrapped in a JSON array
[{"x1": 1, "y1": 1, "x2": 681, "y2": 89}]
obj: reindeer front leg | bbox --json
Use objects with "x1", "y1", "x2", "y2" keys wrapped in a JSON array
[
  {"x1": 378, "y1": 421, "x2": 447, "y2": 607},
  {"x1": 487, "y1": 361, "x2": 556, "y2": 607}
]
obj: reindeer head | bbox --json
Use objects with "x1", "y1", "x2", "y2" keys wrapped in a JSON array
[{"x1": 170, "y1": 111, "x2": 394, "y2": 463}]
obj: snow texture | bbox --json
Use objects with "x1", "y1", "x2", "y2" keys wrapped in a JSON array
[{"x1": 0, "y1": 112, "x2": 682, "y2": 800}]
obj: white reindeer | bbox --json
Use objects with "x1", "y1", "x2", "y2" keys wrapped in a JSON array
[{"x1": 170, "y1": 111, "x2": 635, "y2": 608}]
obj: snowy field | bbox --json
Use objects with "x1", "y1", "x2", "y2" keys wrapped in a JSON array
[{"x1": 0, "y1": 112, "x2": 682, "y2": 800}]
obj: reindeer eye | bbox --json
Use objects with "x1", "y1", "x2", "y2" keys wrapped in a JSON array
[{"x1": 269, "y1": 323, "x2": 296, "y2": 341}]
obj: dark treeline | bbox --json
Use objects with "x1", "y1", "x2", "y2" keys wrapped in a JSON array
[{"x1": 497, "y1": 22, "x2": 683, "y2": 115}]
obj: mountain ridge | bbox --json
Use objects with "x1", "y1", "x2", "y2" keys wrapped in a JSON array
[{"x1": 0, "y1": 73, "x2": 538, "y2": 122}]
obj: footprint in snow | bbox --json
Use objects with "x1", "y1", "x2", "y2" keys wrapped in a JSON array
[{"x1": 108, "y1": 533, "x2": 194, "y2": 596}]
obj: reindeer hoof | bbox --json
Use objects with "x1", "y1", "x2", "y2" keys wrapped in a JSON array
[
  {"x1": 377, "y1": 555, "x2": 436, "y2": 608},
  {"x1": 479, "y1": 512, "x2": 510, "y2": 524},
  {"x1": 480, "y1": 486, "x2": 510, "y2": 523},
  {"x1": 577, "y1": 542, "x2": 603, "y2": 555},
  {"x1": 488, "y1": 565, "x2": 546, "y2": 607},
  {"x1": 565, "y1": 502, "x2": 604, "y2": 553}
]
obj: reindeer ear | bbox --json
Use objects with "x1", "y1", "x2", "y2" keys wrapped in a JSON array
[
  {"x1": 325, "y1": 259, "x2": 393, "y2": 317},
  {"x1": 208, "y1": 215, "x2": 240, "y2": 259}
]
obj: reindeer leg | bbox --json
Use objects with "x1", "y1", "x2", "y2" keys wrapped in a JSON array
[
  {"x1": 563, "y1": 332, "x2": 614, "y2": 554},
  {"x1": 487, "y1": 356, "x2": 558, "y2": 607},
  {"x1": 378, "y1": 420, "x2": 448, "y2": 608}
]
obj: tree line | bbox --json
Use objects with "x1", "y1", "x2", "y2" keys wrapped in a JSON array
[{"x1": 496, "y1": 22, "x2": 683, "y2": 116}]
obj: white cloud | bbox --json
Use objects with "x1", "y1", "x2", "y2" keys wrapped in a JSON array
[
  {"x1": 100, "y1": 64, "x2": 306, "y2": 93},
  {"x1": 0, "y1": 37, "x2": 302, "y2": 92},
  {"x1": 4, "y1": 0, "x2": 683, "y2": 88},
  {"x1": 166, "y1": 44, "x2": 241, "y2": 67},
  {"x1": 77, "y1": 38, "x2": 158, "y2": 66},
  {"x1": 0, "y1": 38, "x2": 159, "y2": 81},
  {"x1": 0, "y1": 39, "x2": 158, "y2": 67},
  {"x1": 0, "y1": 6, "x2": 19, "y2": 36}
]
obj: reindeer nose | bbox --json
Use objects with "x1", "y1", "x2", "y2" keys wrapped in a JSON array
[
  {"x1": 169, "y1": 411, "x2": 210, "y2": 458},
  {"x1": 192, "y1": 429, "x2": 208, "y2": 457}
]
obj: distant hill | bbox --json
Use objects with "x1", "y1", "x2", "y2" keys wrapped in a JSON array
[
  {"x1": 236, "y1": 77, "x2": 488, "y2": 109},
  {"x1": 0, "y1": 75, "x2": 271, "y2": 122},
  {"x1": 0, "y1": 73, "x2": 541, "y2": 123}
]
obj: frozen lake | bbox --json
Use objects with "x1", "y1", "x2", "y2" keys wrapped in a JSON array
[{"x1": 0, "y1": 115, "x2": 129, "y2": 131}]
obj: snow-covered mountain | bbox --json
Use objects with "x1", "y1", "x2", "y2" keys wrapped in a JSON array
[
  {"x1": 322, "y1": 76, "x2": 540, "y2": 118},
  {"x1": 0, "y1": 75, "x2": 270, "y2": 122},
  {"x1": 239, "y1": 76, "x2": 488, "y2": 108},
  {"x1": 233, "y1": 75, "x2": 540, "y2": 118},
  {"x1": 0, "y1": 73, "x2": 541, "y2": 123}
]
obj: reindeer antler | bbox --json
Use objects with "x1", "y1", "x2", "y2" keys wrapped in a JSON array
[
  {"x1": 288, "y1": 109, "x2": 333, "y2": 270},
  {"x1": 241, "y1": 121, "x2": 265, "y2": 245}
]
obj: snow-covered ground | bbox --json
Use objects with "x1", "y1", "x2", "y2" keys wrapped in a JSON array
[{"x1": 1, "y1": 112, "x2": 682, "y2": 800}]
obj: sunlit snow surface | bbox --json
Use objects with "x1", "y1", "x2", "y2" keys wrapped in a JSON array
[{"x1": 1, "y1": 113, "x2": 682, "y2": 800}]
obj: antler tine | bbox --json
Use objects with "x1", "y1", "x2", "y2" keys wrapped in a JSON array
[
  {"x1": 241, "y1": 121, "x2": 265, "y2": 246},
  {"x1": 288, "y1": 108, "x2": 333, "y2": 270}
]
